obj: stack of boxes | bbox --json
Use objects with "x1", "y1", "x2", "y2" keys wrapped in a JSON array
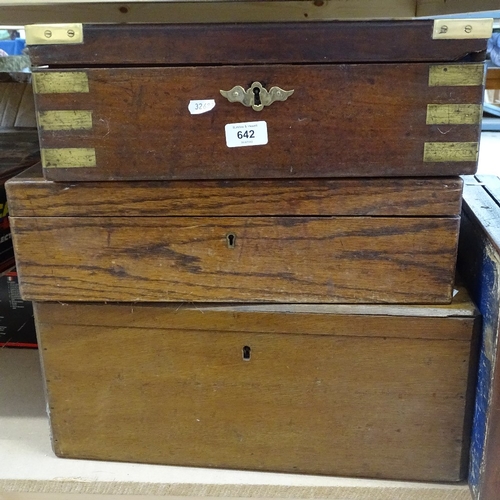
[{"x1": 6, "y1": 19, "x2": 492, "y2": 481}]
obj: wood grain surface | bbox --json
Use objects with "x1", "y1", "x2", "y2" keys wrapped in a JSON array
[
  {"x1": 2, "y1": 0, "x2": 499, "y2": 26},
  {"x1": 34, "y1": 288, "x2": 477, "y2": 338},
  {"x1": 27, "y1": 21, "x2": 488, "y2": 67},
  {"x1": 6, "y1": 165, "x2": 463, "y2": 217},
  {"x1": 11, "y1": 216, "x2": 459, "y2": 303},
  {"x1": 34, "y1": 63, "x2": 483, "y2": 181},
  {"x1": 34, "y1": 300, "x2": 479, "y2": 481},
  {"x1": 0, "y1": 1, "x2": 419, "y2": 26}
]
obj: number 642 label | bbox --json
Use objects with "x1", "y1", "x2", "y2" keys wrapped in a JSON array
[{"x1": 225, "y1": 121, "x2": 268, "y2": 148}]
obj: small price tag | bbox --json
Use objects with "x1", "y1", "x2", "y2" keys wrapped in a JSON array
[
  {"x1": 188, "y1": 99, "x2": 216, "y2": 115},
  {"x1": 225, "y1": 121, "x2": 268, "y2": 148}
]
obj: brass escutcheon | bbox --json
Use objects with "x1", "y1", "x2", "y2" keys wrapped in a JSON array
[{"x1": 220, "y1": 81, "x2": 294, "y2": 111}]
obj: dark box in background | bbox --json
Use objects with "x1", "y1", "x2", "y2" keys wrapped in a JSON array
[
  {"x1": 0, "y1": 270, "x2": 36, "y2": 348},
  {"x1": 0, "y1": 149, "x2": 38, "y2": 347}
]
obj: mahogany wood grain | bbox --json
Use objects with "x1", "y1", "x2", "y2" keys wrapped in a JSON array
[
  {"x1": 11, "y1": 216, "x2": 459, "y2": 303},
  {"x1": 6, "y1": 165, "x2": 463, "y2": 217},
  {"x1": 27, "y1": 22, "x2": 488, "y2": 67},
  {"x1": 34, "y1": 299, "x2": 479, "y2": 481},
  {"x1": 36, "y1": 64, "x2": 483, "y2": 181}
]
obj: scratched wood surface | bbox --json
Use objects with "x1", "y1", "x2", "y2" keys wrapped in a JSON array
[
  {"x1": 34, "y1": 63, "x2": 483, "y2": 181},
  {"x1": 7, "y1": 165, "x2": 463, "y2": 217},
  {"x1": 459, "y1": 176, "x2": 500, "y2": 500},
  {"x1": 10, "y1": 215, "x2": 459, "y2": 303},
  {"x1": 28, "y1": 22, "x2": 488, "y2": 66},
  {"x1": 34, "y1": 297, "x2": 478, "y2": 482}
]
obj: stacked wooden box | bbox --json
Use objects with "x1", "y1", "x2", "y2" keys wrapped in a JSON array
[{"x1": 6, "y1": 19, "x2": 492, "y2": 482}]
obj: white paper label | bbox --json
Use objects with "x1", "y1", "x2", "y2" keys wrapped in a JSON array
[
  {"x1": 225, "y1": 121, "x2": 268, "y2": 148},
  {"x1": 188, "y1": 99, "x2": 216, "y2": 115}
]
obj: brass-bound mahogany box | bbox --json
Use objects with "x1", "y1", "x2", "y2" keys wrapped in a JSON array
[{"x1": 25, "y1": 20, "x2": 491, "y2": 181}]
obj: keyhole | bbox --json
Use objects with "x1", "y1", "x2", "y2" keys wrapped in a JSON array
[
  {"x1": 242, "y1": 345, "x2": 251, "y2": 361},
  {"x1": 226, "y1": 233, "x2": 236, "y2": 249},
  {"x1": 253, "y1": 87, "x2": 261, "y2": 106}
]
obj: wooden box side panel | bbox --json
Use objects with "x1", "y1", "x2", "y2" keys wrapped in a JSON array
[
  {"x1": 11, "y1": 216, "x2": 459, "y2": 303},
  {"x1": 5, "y1": 167, "x2": 463, "y2": 218},
  {"x1": 35, "y1": 312, "x2": 476, "y2": 482},
  {"x1": 34, "y1": 63, "x2": 484, "y2": 181},
  {"x1": 459, "y1": 177, "x2": 500, "y2": 500},
  {"x1": 27, "y1": 22, "x2": 488, "y2": 67}
]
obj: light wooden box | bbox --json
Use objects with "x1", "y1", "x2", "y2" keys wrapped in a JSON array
[{"x1": 34, "y1": 290, "x2": 479, "y2": 482}]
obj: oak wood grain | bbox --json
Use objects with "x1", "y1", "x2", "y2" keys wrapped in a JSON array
[
  {"x1": 27, "y1": 21, "x2": 488, "y2": 67},
  {"x1": 35, "y1": 63, "x2": 483, "y2": 181},
  {"x1": 11, "y1": 216, "x2": 459, "y2": 303},
  {"x1": 6, "y1": 165, "x2": 463, "y2": 217},
  {"x1": 35, "y1": 300, "x2": 479, "y2": 481}
]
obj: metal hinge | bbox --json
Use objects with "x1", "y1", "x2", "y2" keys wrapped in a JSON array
[
  {"x1": 25, "y1": 23, "x2": 83, "y2": 45},
  {"x1": 432, "y1": 19, "x2": 493, "y2": 40}
]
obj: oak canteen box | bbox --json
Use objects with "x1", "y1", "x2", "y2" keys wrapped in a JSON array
[
  {"x1": 25, "y1": 19, "x2": 492, "y2": 182},
  {"x1": 7, "y1": 166, "x2": 462, "y2": 304},
  {"x1": 33, "y1": 288, "x2": 479, "y2": 481}
]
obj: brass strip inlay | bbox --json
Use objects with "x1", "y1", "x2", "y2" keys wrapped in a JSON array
[
  {"x1": 25, "y1": 23, "x2": 83, "y2": 45},
  {"x1": 429, "y1": 64, "x2": 485, "y2": 87},
  {"x1": 423, "y1": 142, "x2": 479, "y2": 163},
  {"x1": 432, "y1": 19, "x2": 493, "y2": 40},
  {"x1": 32, "y1": 72, "x2": 89, "y2": 94},
  {"x1": 41, "y1": 148, "x2": 97, "y2": 169},
  {"x1": 426, "y1": 104, "x2": 482, "y2": 125},
  {"x1": 38, "y1": 110, "x2": 93, "y2": 131}
]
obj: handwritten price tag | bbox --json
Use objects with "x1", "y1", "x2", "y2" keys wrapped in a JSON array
[{"x1": 188, "y1": 99, "x2": 216, "y2": 115}]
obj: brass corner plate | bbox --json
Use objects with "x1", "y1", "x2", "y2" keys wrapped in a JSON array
[
  {"x1": 42, "y1": 148, "x2": 97, "y2": 169},
  {"x1": 426, "y1": 104, "x2": 482, "y2": 125},
  {"x1": 423, "y1": 142, "x2": 479, "y2": 163},
  {"x1": 428, "y1": 64, "x2": 485, "y2": 87},
  {"x1": 432, "y1": 19, "x2": 493, "y2": 40},
  {"x1": 37, "y1": 110, "x2": 93, "y2": 131},
  {"x1": 32, "y1": 72, "x2": 89, "y2": 94},
  {"x1": 25, "y1": 23, "x2": 83, "y2": 45}
]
